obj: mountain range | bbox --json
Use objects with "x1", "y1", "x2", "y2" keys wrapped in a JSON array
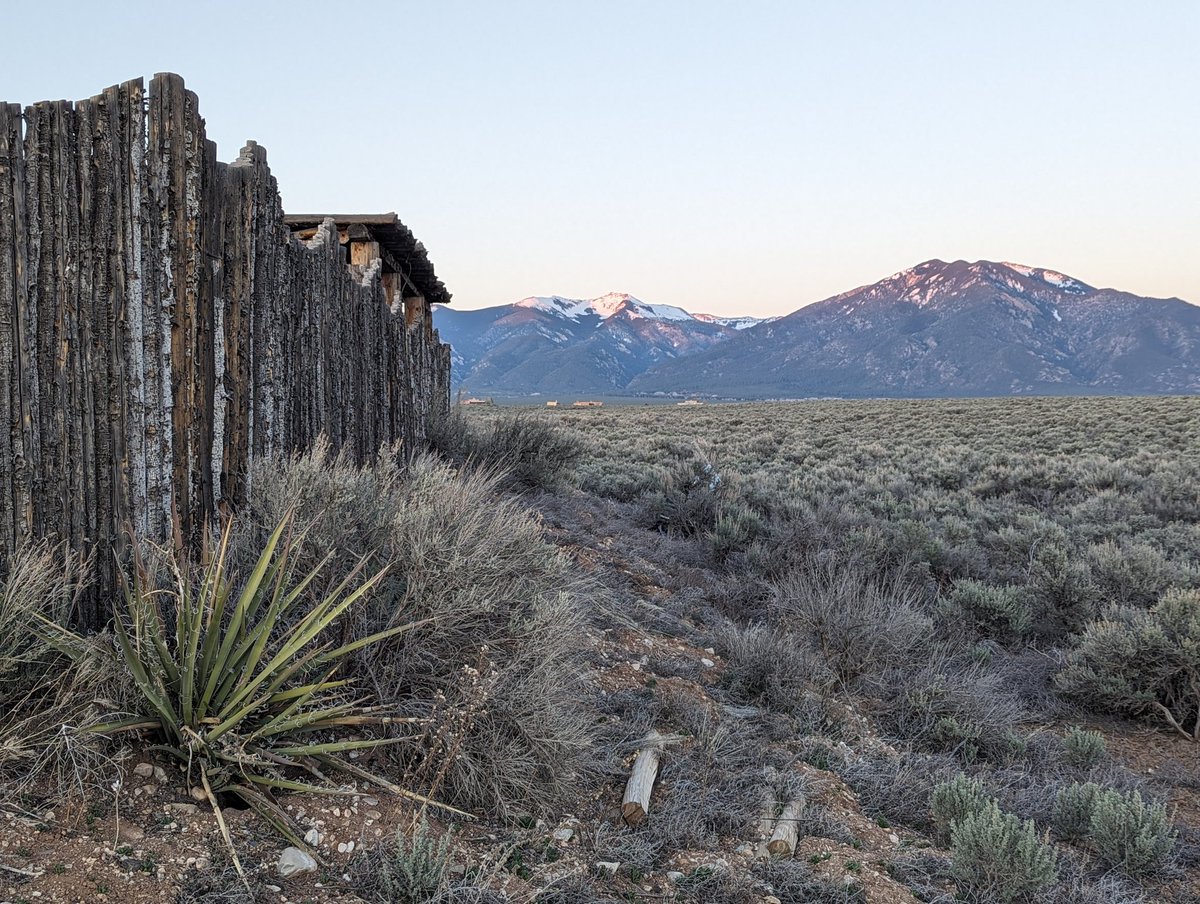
[
  {"x1": 434, "y1": 261, "x2": 1200, "y2": 398},
  {"x1": 433, "y1": 293, "x2": 771, "y2": 394}
]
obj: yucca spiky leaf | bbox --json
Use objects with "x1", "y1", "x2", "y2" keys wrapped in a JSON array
[{"x1": 45, "y1": 510, "x2": 466, "y2": 872}]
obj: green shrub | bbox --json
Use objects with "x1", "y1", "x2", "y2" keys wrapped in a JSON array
[
  {"x1": 361, "y1": 816, "x2": 454, "y2": 903},
  {"x1": 1062, "y1": 727, "x2": 1106, "y2": 769},
  {"x1": 1056, "y1": 588, "x2": 1200, "y2": 740},
  {"x1": 1089, "y1": 789, "x2": 1174, "y2": 874},
  {"x1": 930, "y1": 773, "x2": 991, "y2": 844},
  {"x1": 1051, "y1": 781, "x2": 1102, "y2": 842},
  {"x1": 950, "y1": 801, "x2": 1057, "y2": 902},
  {"x1": 941, "y1": 580, "x2": 1033, "y2": 644},
  {"x1": 639, "y1": 444, "x2": 729, "y2": 538}
]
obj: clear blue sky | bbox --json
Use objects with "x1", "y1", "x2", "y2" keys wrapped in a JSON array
[{"x1": 3, "y1": 1, "x2": 1197, "y2": 316}]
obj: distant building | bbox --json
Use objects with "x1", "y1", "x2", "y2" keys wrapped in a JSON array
[
  {"x1": 677, "y1": 399, "x2": 704, "y2": 406},
  {"x1": 461, "y1": 397, "x2": 494, "y2": 406},
  {"x1": 572, "y1": 400, "x2": 604, "y2": 408},
  {"x1": 545, "y1": 400, "x2": 559, "y2": 408}
]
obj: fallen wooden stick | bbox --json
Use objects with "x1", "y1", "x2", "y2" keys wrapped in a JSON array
[
  {"x1": 767, "y1": 798, "x2": 805, "y2": 858},
  {"x1": 621, "y1": 731, "x2": 668, "y2": 826}
]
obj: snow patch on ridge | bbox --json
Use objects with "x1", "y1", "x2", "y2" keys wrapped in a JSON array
[{"x1": 516, "y1": 293, "x2": 696, "y2": 324}]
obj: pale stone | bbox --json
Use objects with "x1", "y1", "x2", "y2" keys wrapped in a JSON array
[
  {"x1": 117, "y1": 822, "x2": 145, "y2": 844},
  {"x1": 304, "y1": 828, "x2": 321, "y2": 846},
  {"x1": 277, "y1": 847, "x2": 318, "y2": 878},
  {"x1": 132, "y1": 762, "x2": 154, "y2": 778}
]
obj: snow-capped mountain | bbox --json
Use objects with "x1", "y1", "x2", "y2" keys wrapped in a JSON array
[
  {"x1": 630, "y1": 260, "x2": 1200, "y2": 398},
  {"x1": 434, "y1": 293, "x2": 769, "y2": 394}
]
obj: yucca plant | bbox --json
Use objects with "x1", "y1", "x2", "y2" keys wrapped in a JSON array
[{"x1": 40, "y1": 513, "x2": 458, "y2": 875}]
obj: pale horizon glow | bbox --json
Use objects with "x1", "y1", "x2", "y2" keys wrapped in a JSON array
[{"x1": 2, "y1": 1, "x2": 1197, "y2": 316}]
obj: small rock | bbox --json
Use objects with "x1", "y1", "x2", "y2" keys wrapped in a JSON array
[
  {"x1": 889, "y1": 832, "x2": 899, "y2": 844},
  {"x1": 265, "y1": 885, "x2": 282, "y2": 893},
  {"x1": 153, "y1": 766, "x2": 168, "y2": 783},
  {"x1": 190, "y1": 786, "x2": 207, "y2": 803},
  {"x1": 362, "y1": 796, "x2": 380, "y2": 806},
  {"x1": 666, "y1": 871, "x2": 685, "y2": 883},
  {"x1": 765, "y1": 897, "x2": 782, "y2": 904},
  {"x1": 277, "y1": 846, "x2": 318, "y2": 878},
  {"x1": 595, "y1": 860, "x2": 620, "y2": 876},
  {"x1": 552, "y1": 826, "x2": 574, "y2": 843},
  {"x1": 117, "y1": 822, "x2": 145, "y2": 844},
  {"x1": 704, "y1": 647, "x2": 716, "y2": 655},
  {"x1": 304, "y1": 828, "x2": 321, "y2": 846},
  {"x1": 133, "y1": 762, "x2": 154, "y2": 778},
  {"x1": 700, "y1": 658, "x2": 715, "y2": 668},
  {"x1": 167, "y1": 803, "x2": 198, "y2": 816},
  {"x1": 364, "y1": 809, "x2": 382, "y2": 821},
  {"x1": 337, "y1": 842, "x2": 349, "y2": 854}
]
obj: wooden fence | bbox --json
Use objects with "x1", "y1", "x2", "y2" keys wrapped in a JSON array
[{"x1": 0, "y1": 74, "x2": 451, "y2": 626}]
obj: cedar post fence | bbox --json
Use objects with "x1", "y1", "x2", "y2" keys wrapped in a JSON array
[{"x1": 0, "y1": 74, "x2": 452, "y2": 627}]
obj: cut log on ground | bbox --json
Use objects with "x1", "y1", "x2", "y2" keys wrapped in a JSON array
[
  {"x1": 767, "y1": 798, "x2": 805, "y2": 858},
  {"x1": 621, "y1": 731, "x2": 668, "y2": 827}
]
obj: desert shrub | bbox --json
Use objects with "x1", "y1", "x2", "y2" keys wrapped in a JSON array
[
  {"x1": 941, "y1": 580, "x2": 1033, "y2": 645},
  {"x1": 709, "y1": 502, "x2": 764, "y2": 563},
  {"x1": 671, "y1": 867, "x2": 756, "y2": 904},
  {"x1": 587, "y1": 823, "x2": 663, "y2": 875},
  {"x1": 1056, "y1": 589, "x2": 1200, "y2": 741},
  {"x1": 1043, "y1": 850, "x2": 1149, "y2": 904},
  {"x1": 884, "y1": 654, "x2": 1026, "y2": 763},
  {"x1": 1, "y1": 545, "x2": 117, "y2": 797},
  {"x1": 1028, "y1": 545, "x2": 1097, "y2": 637},
  {"x1": 646, "y1": 716, "x2": 766, "y2": 852},
  {"x1": 639, "y1": 444, "x2": 730, "y2": 538},
  {"x1": 950, "y1": 802, "x2": 1057, "y2": 902},
  {"x1": 717, "y1": 622, "x2": 828, "y2": 710},
  {"x1": 1087, "y1": 541, "x2": 1186, "y2": 609},
  {"x1": 837, "y1": 751, "x2": 956, "y2": 832},
  {"x1": 1088, "y1": 788, "x2": 1175, "y2": 874},
  {"x1": 240, "y1": 451, "x2": 597, "y2": 820},
  {"x1": 1051, "y1": 782, "x2": 1102, "y2": 842},
  {"x1": 886, "y1": 851, "x2": 955, "y2": 903},
  {"x1": 768, "y1": 555, "x2": 932, "y2": 686},
  {"x1": 755, "y1": 858, "x2": 867, "y2": 903},
  {"x1": 428, "y1": 410, "x2": 582, "y2": 491},
  {"x1": 931, "y1": 773, "x2": 993, "y2": 844},
  {"x1": 357, "y1": 816, "x2": 453, "y2": 903},
  {"x1": 177, "y1": 854, "x2": 267, "y2": 903},
  {"x1": 1062, "y1": 727, "x2": 1107, "y2": 770}
]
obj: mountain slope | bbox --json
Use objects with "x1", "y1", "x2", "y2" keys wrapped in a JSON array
[
  {"x1": 434, "y1": 293, "x2": 771, "y2": 394},
  {"x1": 629, "y1": 260, "x2": 1200, "y2": 397}
]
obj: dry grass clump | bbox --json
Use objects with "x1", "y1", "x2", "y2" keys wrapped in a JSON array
[
  {"x1": 427, "y1": 410, "x2": 583, "y2": 491},
  {"x1": 237, "y1": 448, "x2": 597, "y2": 820},
  {"x1": 0, "y1": 545, "x2": 118, "y2": 798},
  {"x1": 768, "y1": 555, "x2": 933, "y2": 687}
]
